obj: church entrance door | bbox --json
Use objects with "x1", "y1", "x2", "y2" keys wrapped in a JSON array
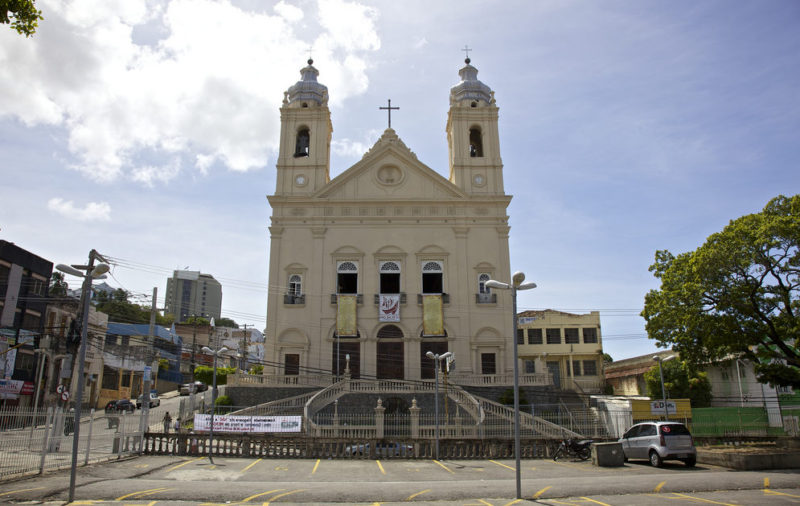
[{"x1": 377, "y1": 342, "x2": 404, "y2": 379}]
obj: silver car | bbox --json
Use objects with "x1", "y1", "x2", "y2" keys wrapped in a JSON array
[{"x1": 619, "y1": 421, "x2": 697, "y2": 467}]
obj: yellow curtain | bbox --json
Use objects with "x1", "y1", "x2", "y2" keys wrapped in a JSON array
[
  {"x1": 337, "y1": 295, "x2": 358, "y2": 336},
  {"x1": 422, "y1": 295, "x2": 444, "y2": 336}
]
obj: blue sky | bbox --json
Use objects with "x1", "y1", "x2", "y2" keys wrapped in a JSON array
[{"x1": 1, "y1": 0, "x2": 798, "y2": 360}]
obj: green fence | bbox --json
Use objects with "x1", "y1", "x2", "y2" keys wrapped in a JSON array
[{"x1": 691, "y1": 407, "x2": 785, "y2": 437}]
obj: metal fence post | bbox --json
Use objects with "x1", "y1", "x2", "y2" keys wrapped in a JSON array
[
  {"x1": 84, "y1": 409, "x2": 95, "y2": 465},
  {"x1": 39, "y1": 407, "x2": 54, "y2": 474}
]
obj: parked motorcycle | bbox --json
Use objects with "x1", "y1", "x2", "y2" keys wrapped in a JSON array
[{"x1": 552, "y1": 438, "x2": 593, "y2": 461}]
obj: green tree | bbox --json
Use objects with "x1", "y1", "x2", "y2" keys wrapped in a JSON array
[
  {"x1": 248, "y1": 364, "x2": 263, "y2": 375},
  {"x1": 49, "y1": 272, "x2": 68, "y2": 297},
  {"x1": 642, "y1": 195, "x2": 800, "y2": 388},
  {"x1": 193, "y1": 365, "x2": 235, "y2": 386},
  {"x1": 184, "y1": 316, "x2": 210, "y2": 326},
  {"x1": 644, "y1": 359, "x2": 712, "y2": 407},
  {"x1": 215, "y1": 317, "x2": 238, "y2": 328},
  {"x1": 95, "y1": 288, "x2": 173, "y2": 326},
  {"x1": 214, "y1": 395, "x2": 234, "y2": 414},
  {"x1": 1, "y1": 0, "x2": 43, "y2": 37},
  {"x1": 602, "y1": 353, "x2": 614, "y2": 364}
]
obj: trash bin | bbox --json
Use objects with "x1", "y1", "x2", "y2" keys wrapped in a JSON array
[{"x1": 592, "y1": 442, "x2": 625, "y2": 467}]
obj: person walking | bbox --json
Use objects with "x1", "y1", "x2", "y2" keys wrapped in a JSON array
[{"x1": 163, "y1": 411, "x2": 172, "y2": 433}]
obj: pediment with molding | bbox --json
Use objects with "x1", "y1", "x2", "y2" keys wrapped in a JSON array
[{"x1": 315, "y1": 129, "x2": 467, "y2": 201}]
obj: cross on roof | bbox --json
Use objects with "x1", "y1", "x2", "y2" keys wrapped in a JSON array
[
  {"x1": 379, "y1": 99, "x2": 399, "y2": 129},
  {"x1": 462, "y1": 45, "x2": 472, "y2": 60}
]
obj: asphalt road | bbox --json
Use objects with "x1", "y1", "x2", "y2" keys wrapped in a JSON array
[{"x1": 1, "y1": 453, "x2": 798, "y2": 505}]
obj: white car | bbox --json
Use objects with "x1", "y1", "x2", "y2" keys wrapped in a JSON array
[
  {"x1": 136, "y1": 392, "x2": 160, "y2": 408},
  {"x1": 619, "y1": 421, "x2": 697, "y2": 467}
]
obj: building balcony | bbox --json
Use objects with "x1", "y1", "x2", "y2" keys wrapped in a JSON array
[
  {"x1": 284, "y1": 293, "x2": 305, "y2": 305},
  {"x1": 330, "y1": 294, "x2": 364, "y2": 304},
  {"x1": 475, "y1": 292, "x2": 497, "y2": 304},
  {"x1": 417, "y1": 293, "x2": 450, "y2": 304},
  {"x1": 373, "y1": 293, "x2": 407, "y2": 304}
]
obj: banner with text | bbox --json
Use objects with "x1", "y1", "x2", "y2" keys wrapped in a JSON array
[
  {"x1": 193, "y1": 414, "x2": 302, "y2": 433},
  {"x1": 378, "y1": 294, "x2": 400, "y2": 322}
]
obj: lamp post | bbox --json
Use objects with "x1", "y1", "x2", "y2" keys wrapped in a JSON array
[
  {"x1": 652, "y1": 355, "x2": 675, "y2": 420},
  {"x1": 425, "y1": 350, "x2": 452, "y2": 460},
  {"x1": 486, "y1": 271, "x2": 536, "y2": 500},
  {"x1": 57, "y1": 250, "x2": 110, "y2": 503},
  {"x1": 201, "y1": 339, "x2": 227, "y2": 465}
]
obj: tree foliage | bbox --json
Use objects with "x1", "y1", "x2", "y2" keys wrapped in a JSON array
[
  {"x1": 215, "y1": 317, "x2": 238, "y2": 328},
  {"x1": 49, "y1": 272, "x2": 68, "y2": 297},
  {"x1": 184, "y1": 315, "x2": 210, "y2": 326},
  {"x1": 644, "y1": 359, "x2": 712, "y2": 407},
  {"x1": 642, "y1": 195, "x2": 800, "y2": 388},
  {"x1": 95, "y1": 288, "x2": 172, "y2": 326},
  {"x1": 1, "y1": 0, "x2": 43, "y2": 37},
  {"x1": 193, "y1": 365, "x2": 235, "y2": 386}
]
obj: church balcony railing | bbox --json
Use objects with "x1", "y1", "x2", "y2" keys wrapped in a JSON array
[
  {"x1": 449, "y1": 372, "x2": 553, "y2": 387},
  {"x1": 283, "y1": 293, "x2": 305, "y2": 305},
  {"x1": 373, "y1": 293, "x2": 407, "y2": 305},
  {"x1": 330, "y1": 294, "x2": 363, "y2": 305},
  {"x1": 475, "y1": 293, "x2": 497, "y2": 304},
  {"x1": 417, "y1": 293, "x2": 449, "y2": 305},
  {"x1": 228, "y1": 372, "x2": 333, "y2": 387}
]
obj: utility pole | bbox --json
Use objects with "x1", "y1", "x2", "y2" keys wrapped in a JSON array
[
  {"x1": 239, "y1": 324, "x2": 250, "y2": 372},
  {"x1": 139, "y1": 287, "x2": 157, "y2": 450},
  {"x1": 190, "y1": 316, "x2": 197, "y2": 382}
]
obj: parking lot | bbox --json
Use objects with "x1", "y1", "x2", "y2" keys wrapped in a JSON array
[{"x1": 1, "y1": 454, "x2": 799, "y2": 505}]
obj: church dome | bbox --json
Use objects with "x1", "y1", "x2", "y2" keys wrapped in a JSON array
[
  {"x1": 449, "y1": 58, "x2": 493, "y2": 104},
  {"x1": 286, "y1": 59, "x2": 328, "y2": 105}
]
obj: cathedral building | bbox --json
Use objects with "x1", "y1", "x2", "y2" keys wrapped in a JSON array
[{"x1": 264, "y1": 58, "x2": 526, "y2": 386}]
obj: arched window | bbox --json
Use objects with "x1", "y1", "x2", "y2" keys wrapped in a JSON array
[
  {"x1": 288, "y1": 274, "x2": 302, "y2": 296},
  {"x1": 295, "y1": 127, "x2": 310, "y2": 157},
  {"x1": 469, "y1": 127, "x2": 483, "y2": 157},
  {"x1": 379, "y1": 261, "x2": 401, "y2": 294},
  {"x1": 337, "y1": 261, "x2": 358, "y2": 294},
  {"x1": 421, "y1": 261, "x2": 443, "y2": 294},
  {"x1": 377, "y1": 325, "x2": 404, "y2": 339},
  {"x1": 478, "y1": 273, "x2": 491, "y2": 294}
]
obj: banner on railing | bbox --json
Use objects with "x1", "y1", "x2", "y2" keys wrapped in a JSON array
[{"x1": 193, "y1": 414, "x2": 302, "y2": 433}]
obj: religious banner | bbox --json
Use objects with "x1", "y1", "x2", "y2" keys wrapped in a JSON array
[
  {"x1": 379, "y1": 294, "x2": 400, "y2": 322},
  {"x1": 422, "y1": 295, "x2": 444, "y2": 336},
  {"x1": 194, "y1": 414, "x2": 302, "y2": 433},
  {"x1": 337, "y1": 295, "x2": 357, "y2": 336}
]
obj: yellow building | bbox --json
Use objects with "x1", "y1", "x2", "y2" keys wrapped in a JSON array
[
  {"x1": 264, "y1": 58, "x2": 525, "y2": 384},
  {"x1": 516, "y1": 310, "x2": 604, "y2": 393}
]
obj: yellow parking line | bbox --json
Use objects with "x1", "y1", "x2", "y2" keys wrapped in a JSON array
[
  {"x1": 240, "y1": 489, "x2": 284, "y2": 503},
  {"x1": 764, "y1": 477, "x2": 769, "y2": 489},
  {"x1": 115, "y1": 488, "x2": 169, "y2": 501},
  {"x1": 503, "y1": 500, "x2": 521, "y2": 506},
  {"x1": 406, "y1": 489, "x2": 430, "y2": 501},
  {"x1": 433, "y1": 460, "x2": 454, "y2": 474},
  {"x1": 532, "y1": 486, "x2": 551, "y2": 499},
  {"x1": 765, "y1": 490, "x2": 800, "y2": 498},
  {"x1": 0, "y1": 488, "x2": 44, "y2": 497},
  {"x1": 654, "y1": 481, "x2": 666, "y2": 493},
  {"x1": 166, "y1": 457, "x2": 204, "y2": 472},
  {"x1": 312, "y1": 459, "x2": 320, "y2": 474},
  {"x1": 376, "y1": 460, "x2": 386, "y2": 474},
  {"x1": 580, "y1": 497, "x2": 612, "y2": 506},
  {"x1": 476, "y1": 500, "x2": 493, "y2": 506},
  {"x1": 489, "y1": 460, "x2": 515, "y2": 471},
  {"x1": 670, "y1": 492, "x2": 736, "y2": 505},
  {"x1": 262, "y1": 488, "x2": 304, "y2": 505},
  {"x1": 241, "y1": 458, "x2": 262, "y2": 473}
]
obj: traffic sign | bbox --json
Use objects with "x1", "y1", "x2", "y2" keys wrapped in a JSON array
[
  {"x1": 56, "y1": 385, "x2": 65, "y2": 394},
  {"x1": 60, "y1": 391, "x2": 70, "y2": 401}
]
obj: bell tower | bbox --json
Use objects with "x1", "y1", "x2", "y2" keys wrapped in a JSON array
[
  {"x1": 446, "y1": 58, "x2": 504, "y2": 195},
  {"x1": 275, "y1": 59, "x2": 332, "y2": 195}
]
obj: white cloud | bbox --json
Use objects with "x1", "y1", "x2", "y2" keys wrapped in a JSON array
[
  {"x1": 0, "y1": 0, "x2": 380, "y2": 183},
  {"x1": 274, "y1": 1, "x2": 303, "y2": 22},
  {"x1": 413, "y1": 37, "x2": 427, "y2": 49},
  {"x1": 331, "y1": 128, "x2": 382, "y2": 160},
  {"x1": 47, "y1": 198, "x2": 112, "y2": 221}
]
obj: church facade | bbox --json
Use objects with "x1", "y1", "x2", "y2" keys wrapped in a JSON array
[{"x1": 264, "y1": 58, "x2": 527, "y2": 385}]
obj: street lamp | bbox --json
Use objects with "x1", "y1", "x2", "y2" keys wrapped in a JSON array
[
  {"x1": 652, "y1": 354, "x2": 676, "y2": 420},
  {"x1": 425, "y1": 350, "x2": 452, "y2": 460},
  {"x1": 201, "y1": 342, "x2": 228, "y2": 465},
  {"x1": 57, "y1": 251, "x2": 109, "y2": 503},
  {"x1": 486, "y1": 271, "x2": 536, "y2": 500}
]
